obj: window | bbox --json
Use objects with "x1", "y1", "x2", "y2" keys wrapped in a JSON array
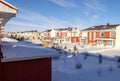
[
  {"x1": 97, "y1": 40, "x2": 103, "y2": 46},
  {"x1": 106, "y1": 40, "x2": 113, "y2": 46},
  {"x1": 100, "y1": 32, "x2": 104, "y2": 37}
]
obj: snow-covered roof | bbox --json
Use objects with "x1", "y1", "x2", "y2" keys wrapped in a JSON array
[
  {"x1": 82, "y1": 24, "x2": 120, "y2": 31},
  {"x1": 1, "y1": 37, "x2": 18, "y2": 42},
  {"x1": 1, "y1": 41, "x2": 60, "y2": 62},
  {"x1": 0, "y1": 0, "x2": 18, "y2": 11}
]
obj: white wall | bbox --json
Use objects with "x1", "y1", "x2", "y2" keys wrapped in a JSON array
[
  {"x1": 50, "y1": 29, "x2": 56, "y2": 37},
  {"x1": 81, "y1": 31, "x2": 87, "y2": 37},
  {"x1": 115, "y1": 25, "x2": 120, "y2": 48}
]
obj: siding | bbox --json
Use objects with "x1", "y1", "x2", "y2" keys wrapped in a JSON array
[
  {"x1": 71, "y1": 37, "x2": 79, "y2": 43},
  {"x1": 96, "y1": 32, "x2": 100, "y2": 38},
  {"x1": 104, "y1": 32, "x2": 110, "y2": 38},
  {"x1": 0, "y1": 58, "x2": 2, "y2": 81},
  {"x1": 0, "y1": 58, "x2": 51, "y2": 81}
]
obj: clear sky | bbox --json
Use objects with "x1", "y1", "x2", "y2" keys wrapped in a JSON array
[{"x1": 5, "y1": 0, "x2": 120, "y2": 32}]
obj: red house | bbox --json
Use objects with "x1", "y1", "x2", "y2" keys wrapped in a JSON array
[{"x1": 41, "y1": 27, "x2": 81, "y2": 44}]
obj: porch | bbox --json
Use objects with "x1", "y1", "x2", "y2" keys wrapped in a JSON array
[{"x1": 96, "y1": 38, "x2": 115, "y2": 47}]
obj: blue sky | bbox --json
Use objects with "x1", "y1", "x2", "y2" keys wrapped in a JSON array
[{"x1": 5, "y1": 0, "x2": 120, "y2": 32}]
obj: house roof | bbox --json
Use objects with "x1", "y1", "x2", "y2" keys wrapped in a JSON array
[
  {"x1": 0, "y1": 0, "x2": 18, "y2": 11},
  {"x1": 82, "y1": 24, "x2": 120, "y2": 31},
  {"x1": 1, "y1": 39, "x2": 60, "y2": 62},
  {"x1": 42, "y1": 29, "x2": 52, "y2": 32},
  {"x1": 42, "y1": 27, "x2": 76, "y2": 32},
  {"x1": 55, "y1": 27, "x2": 73, "y2": 31}
]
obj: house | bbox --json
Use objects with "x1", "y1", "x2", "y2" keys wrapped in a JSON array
[
  {"x1": 0, "y1": 1, "x2": 59, "y2": 81},
  {"x1": 70, "y1": 28, "x2": 81, "y2": 43},
  {"x1": 7, "y1": 30, "x2": 40, "y2": 40},
  {"x1": 81, "y1": 23, "x2": 120, "y2": 47},
  {"x1": 41, "y1": 27, "x2": 81, "y2": 44}
]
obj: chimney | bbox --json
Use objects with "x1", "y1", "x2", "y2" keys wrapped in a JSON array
[{"x1": 107, "y1": 23, "x2": 110, "y2": 26}]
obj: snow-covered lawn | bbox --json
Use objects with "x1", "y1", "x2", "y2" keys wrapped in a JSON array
[
  {"x1": 56, "y1": 43, "x2": 120, "y2": 57},
  {"x1": 52, "y1": 53, "x2": 120, "y2": 81},
  {"x1": 52, "y1": 43, "x2": 120, "y2": 81}
]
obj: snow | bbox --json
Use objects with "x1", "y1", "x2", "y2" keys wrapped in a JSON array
[
  {"x1": 52, "y1": 53, "x2": 120, "y2": 81},
  {"x1": 1, "y1": 37, "x2": 120, "y2": 81},
  {"x1": 1, "y1": 37, "x2": 18, "y2": 42},
  {"x1": 1, "y1": 38, "x2": 59, "y2": 62},
  {"x1": 52, "y1": 43, "x2": 120, "y2": 81},
  {"x1": 26, "y1": 39, "x2": 41, "y2": 44},
  {"x1": 57, "y1": 43, "x2": 120, "y2": 58}
]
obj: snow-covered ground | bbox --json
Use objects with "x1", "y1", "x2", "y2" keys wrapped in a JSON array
[
  {"x1": 52, "y1": 43, "x2": 120, "y2": 81},
  {"x1": 1, "y1": 37, "x2": 120, "y2": 81},
  {"x1": 52, "y1": 53, "x2": 120, "y2": 81},
  {"x1": 57, "y1": 43, "x2": 120, "y2": 58}
]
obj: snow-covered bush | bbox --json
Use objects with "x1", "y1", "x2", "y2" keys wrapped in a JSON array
[
  {"x1": 74, "y1": 45, "x2": 77, "y2": 51},
  {"x1": 77, "y1": 51, "x2": 79, "y2": 54},
  {"x1": 64, "y1": 51, "x2": 67, "y2": 54},
  {"x1": 75, "y1": 61, "x2": 82, "y2": 69},
  {"x1": 97, "y1": 68, "x2": 102, "y2": 77},
  {"x1": 108, "y1": 65, "x2": 113, "y2": 71},
  {"x1": 98, "y1": 54, "x2": 103, "y2": 64},
  {"x1": 81, "y1": 45, "x2": 84, "y2": 48},
  {"x1": 84, "y1": 52, "x2": 89, "y2": 60},
  {"x1": 117, "y1": 57, "x2": 120, "y2": 68},
  {"x1": 72, "y1": 52, "x2": 76, "y2": 56},
  {"x1": 68, "y1": 49, "x2": 71, "y2": 53},
  {"x1": 73, "y1": 46, "x2": 78, "y2": 55},
  {"x1": 21, "y1": 36, "x2": 25, "y2": 41},
  {"x1": 118, "y1": 58, "x2": 120, "y2": 63},
  {"x1": 118, "y1": 63, "x2": 120, "y2": 68},
  {"x1": 64, "y1": 46, "x2": 67, "y2": 49},
  {"x1": 10, "y1": 34, "x2": 14, "y2": 39}
]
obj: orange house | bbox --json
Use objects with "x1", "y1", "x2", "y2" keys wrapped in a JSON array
[{"x1": 81, "y1": 23, "x2": 120, "y2": 47}]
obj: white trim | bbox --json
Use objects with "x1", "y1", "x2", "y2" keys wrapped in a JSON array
[
  {"x1": 2, "y1": 54, "x2": 59, "y2": 62},
  {"x1": 96, "y1": 38, "x2": 115, "y2": 40},
  {"x1": 0, "y1": 0, "x2": 18, "y2": 10}
]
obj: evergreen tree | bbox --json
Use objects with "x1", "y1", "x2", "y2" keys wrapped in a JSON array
[
  {"x1": 21, "y1": 36, "x2": 25, "y2": 41},
  {"x1": 11, "y1": 34, "x2": 14, "y2": 39}
]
